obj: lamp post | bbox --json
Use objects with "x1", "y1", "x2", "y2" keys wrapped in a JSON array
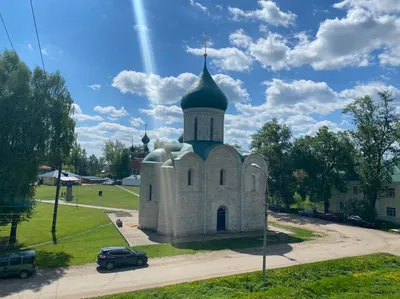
[{"x1": 251, "y1": 162, "x2": 268, "y2": 282}]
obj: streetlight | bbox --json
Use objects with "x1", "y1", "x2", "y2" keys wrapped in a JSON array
[{"x1": 251, "y1": 162, "x2": 268, "y2": 282}]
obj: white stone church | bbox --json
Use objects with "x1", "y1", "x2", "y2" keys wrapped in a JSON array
[{"x1": 138, "y1": 57, "x2": 267, "y2": 237}]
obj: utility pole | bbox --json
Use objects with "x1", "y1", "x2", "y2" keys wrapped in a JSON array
[{"x1": 51, "y1": 160, "x2": 62, "y2": 243}]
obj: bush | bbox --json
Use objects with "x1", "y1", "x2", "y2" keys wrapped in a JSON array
[{"x1": 291, "y1": 192, "x2": 304, "y2": 210}]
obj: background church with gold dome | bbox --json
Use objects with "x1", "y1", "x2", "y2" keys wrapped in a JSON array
[{"x1": 139, "y1": 54, "x2": 267, "y2": 237}]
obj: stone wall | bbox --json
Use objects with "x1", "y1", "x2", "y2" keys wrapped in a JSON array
[
  {"x1": 157, "y1": 166, "x2": 177, "y2": 235},
  {"x1": 241, "y1": 154, "x2": 266, "y2": 232},
  {"x1": 204, "y1": 145, "x2": 241, "y2": 233},
  {"x1": 138, "y1": 163, "x2": 161, "y2": 230},
  {"x1": 183, "y1": 107, "x2": 224, "y2": 142},
  {"x1": 175, "y1": 153, "x2": 204, "y2": 236}
]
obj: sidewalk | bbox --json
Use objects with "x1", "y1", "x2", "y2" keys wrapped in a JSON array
[{"x1": 37, "y1": 199, "x2": 136, "y2": 213}]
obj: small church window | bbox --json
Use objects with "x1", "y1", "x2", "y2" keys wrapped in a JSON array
[
  {"x1": 220, "y1": 169, "x2": 225, "y2": 185},
  {"x1": 210, "y1": 117, "x2": 214, "y2": 141},
  {"x1": 188, "y1": 169, "x2": 192, "y2": 185},
  {"x1": 149, "y1": 185, "x2": 152, "y2": 201},
  {"x1": 252, "y1": 175, "x2": 256, "y2": 191},
  {"x1": 194, "y1": 117, "x2": 198, "y2": 140}
]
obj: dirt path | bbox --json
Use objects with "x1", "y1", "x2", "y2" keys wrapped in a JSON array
[
  {"x1": 2, "y1": 213, "x2": 400, "y2": 299},
  {"x1": 117, "y1": 185, "x2": 140, "y2": 197}
]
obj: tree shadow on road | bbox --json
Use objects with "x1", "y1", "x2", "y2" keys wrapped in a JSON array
[{"x1": 0, "y1": 250, "x2": 71, "y2": 298}]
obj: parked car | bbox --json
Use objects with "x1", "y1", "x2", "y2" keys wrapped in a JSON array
[
  {"x1": 298, "y1": 210, "x2": 319, "y2": 217},
  {"x1": 268, "y1": 203, "x2": 283, "y2": 212},
  {"x1": 0, "y1": 250, "x2": 36, "y2": 279},
  {"x1": 319, "y1": 213, "x2": 340, "y2": 222},
  {"x1": 347, "y1": 215, "x2": 375, "y2": 228},
  {"x1": 102, "y1": 179, "x2": 115, "y2": 185},
  {"x1": 115, "y1": 180, "x2": 122, "y2": 185},
  {"x1": 97, "y1": 247, "x2": 148, "y2": 270}
]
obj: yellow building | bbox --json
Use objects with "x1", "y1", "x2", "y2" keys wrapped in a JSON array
[{"x1": 330, "y1": 167, "x2": 400, "y2": 224}]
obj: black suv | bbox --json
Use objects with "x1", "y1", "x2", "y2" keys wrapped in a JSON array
[{"x1": 97, "y1": 247, "x2": 148, "y2": 270}]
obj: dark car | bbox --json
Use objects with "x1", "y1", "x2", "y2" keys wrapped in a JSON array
[
  {"x1": 347, "y1": 215, "x2": 375, "y2": 228},
  {"x1": 0, "y1": 250, "x2": 36, "y2": 279},
  {"x1": 319, "y1": 213, "x2": 340, "y2": 222},
  {"x1": 115, "y1": 180, "x2": 122, "y2": 186},
  {"x1": 268, "y1": 203, "x2": 283, "y2": 212},
  {"x1": 298, "y1": 209, "x2": 319, "y2": 217},
  {"x1": 97, "y1": 247, "x2": 148, "y2": 270}
]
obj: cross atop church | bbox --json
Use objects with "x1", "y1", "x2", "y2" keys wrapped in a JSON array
[
  {"x1": 144, "y1": 123, "x2": 147, "y2": 132},
  {"x1": 203, "y1": 33, "x2": 208, "y2": 57}
]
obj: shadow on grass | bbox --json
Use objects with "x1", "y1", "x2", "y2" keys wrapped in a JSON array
[
  {"x1": 0, "y1": 250, "x2": 71, "y2": 298},
  {"x1": 96, "y1": 263, "x2": 149, "y2": 274}
]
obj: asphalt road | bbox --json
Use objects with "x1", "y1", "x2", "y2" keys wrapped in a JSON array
[{"x1": 2, "y1": 213, "x2": 400, "y2": 299}]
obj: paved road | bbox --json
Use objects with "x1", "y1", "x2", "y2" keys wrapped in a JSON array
[{"x1": 2, "y1": 213, "x2": 400, "y2": 299}]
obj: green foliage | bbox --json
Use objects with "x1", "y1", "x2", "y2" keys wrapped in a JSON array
[
  {"x1": 88, "y1": 154, "x2": 101, "y2": 176},
  {"x1": 102, "y1": 140, "x2": 129, "y2": 176},
  {"x1": 251, "y1": 118, "x2": 295, "y2": 204},
  {"x1": 343, "y1": 91, "x2": 400, "y2": 221},
  {"x1": 291, "y1": 192, "x2": 304, "y2": 209},
  {"x1": 64, "y1": 140, "x2": 88, "y2": 175},
  {"x1": 98, "y1": 254, "x2": 400, "y2": 299},
  {"x1": 115, "y1": 149, "x2": 131, "y2": 179}
]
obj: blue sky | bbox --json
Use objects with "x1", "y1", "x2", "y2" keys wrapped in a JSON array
[{"x1": 2, "y1": 0, "x2": 400, "y2": 156}]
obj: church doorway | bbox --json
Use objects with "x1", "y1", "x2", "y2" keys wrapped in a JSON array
[{"x1": 217, "y1": 206, "x2": 227, "y2": 231}]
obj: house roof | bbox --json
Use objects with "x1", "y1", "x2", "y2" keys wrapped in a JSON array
[
  {"x1": 81, "y1": 176, "x2": 107, "y2": 181},
  {"x1": 39, "y1": 170, "x2": 80, "y2": 179}
]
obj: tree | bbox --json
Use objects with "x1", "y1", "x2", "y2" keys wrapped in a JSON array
[
  {"x1": 67, "y1": 141, "x2": 88, "y2": 175},
  {"x1": 250, "y1": 118, "x2": 295, "y2": 204},
  {"x1": 154, "y1": 139, "x2": 166, "y2": 150},
  {"x1": 292, "y1": 127, "x2": 356, "y2": 213},
  {"x1": 343, "y1": 91, "x2": 400, "y2": 221},
  {"x1": 0, "y1": 51, "x2": 47, "y2": 243},
  {"x1": 115, "y1": 149, "x2": 131, "y2": 179},
  {"x1": 102, "y1": 140, "x2": 126, "y2": 175},
  {"x1": 88, "y1": 154, "x2": 100, "y2": 176}
]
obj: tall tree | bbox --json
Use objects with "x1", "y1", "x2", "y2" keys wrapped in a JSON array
[
  {"x1": 102, "y1": 140, "x2": 127, "y2": 175},
  {"x1": 0, "y1": 51, "x2": 47, "y2": 243},
  {"x1": 115, "y1": 149, "x2": 131, "y2": 179},
  {"x1": 88, "y1": 154, "x2": 100, "y2": 176},
  {"x1": 343, "y1": 91, "x2": 400, "y2": 221},
  {"x1": 68, "y1": 140, "x2": 88, "y2": 175},
  {"x1": 292, "y1": 127, "x2": 356, "y2": 213},
  {"x1": 250, "y1": 118, "x2": 295, "y2": 204}
]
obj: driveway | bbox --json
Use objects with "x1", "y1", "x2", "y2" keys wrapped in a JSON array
[{"x1": 2, "y1": 213, "x2": 400, "y2": 299}]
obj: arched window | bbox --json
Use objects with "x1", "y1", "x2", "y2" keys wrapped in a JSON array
[
  {"x1": 220, "y1": 169, "x2": 225, "y2": 185},
  {"x1": 188, "y1": 169, "x2": 192, "y2": 185},
  {"x1": 210, "y1": 117, "x2": 214, "y2": 141},
  {"x1": 252, "y1": 175, "x2": 256, "y2": 191},
  {"x1": 194, "y1": 117, "x2": 198, "y2": 140},
  {"x1": 149, "y1": 185, "x2": 152, "y2": 201}
]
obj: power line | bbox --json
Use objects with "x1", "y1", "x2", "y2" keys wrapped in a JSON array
[
  {"x1": 29, "y1": 0, "x2": 46, "y2": 73},
  {"x1": 0, "y1": 12, "x2": 15, "y2": 52}
]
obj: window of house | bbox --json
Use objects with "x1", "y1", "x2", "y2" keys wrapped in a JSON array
[
  {"x1": 188, "y1": 169, "x2": 192, "y2": 186},
  {"x1": 340, "y1": 201, "x2": 344, "y2": 210},
  {"x1": 353, "y1": 186, "x2": 358, "y2": 195},
  {"x1": 194, "y1": 117, "x2": 198, "y2": 140},
  {"x1": 387, "y1": 188, "x2": 395, "y2": 198},
  {"x1": 387, "y1": 207, "x2": 396, "y2": 217},
  {"x1": 220, "y1": 169, "x2": 225, "y2": 185},
  {"x1": 210, "y1": 117, "x2": 214, "y2": 141},
  {"x1": 251, "y1": 175, "x2": 256, "y2": 191},
  {"x1": 149, "y1": 185, "x2": 152, "y2": 201}
]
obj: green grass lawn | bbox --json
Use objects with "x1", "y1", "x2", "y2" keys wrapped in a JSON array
[
  {"x1": 0, "y1": 203, "x2": 111, "y2": 247},
  {"x1": 98, "y1": 254, "x2": 400, "y2": 299},
  {"x1": 30, "y1": 222, "x2": 316, "y2": 268},
  {"x1": 35, "y1": 185, "x2": 139, "y2": 210}
]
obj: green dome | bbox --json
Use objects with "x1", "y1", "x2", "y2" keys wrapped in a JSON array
[
  {"x1": 142, "y1": 148, "x2": 167, "y2": 162},
  {"x1": 181, "y1": 60, "x2": 228, "y2": 111}
]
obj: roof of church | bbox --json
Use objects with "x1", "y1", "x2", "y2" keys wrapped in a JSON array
[
  {"x1": 142, "y1": 141, "x2": 250, "y2": 163},
  {"x1": 180, "y1": 59, "x2": 228, "y2": 111}
]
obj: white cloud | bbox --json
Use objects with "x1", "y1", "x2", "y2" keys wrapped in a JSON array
[
  {"x1": 228, "y1": 0, "x2": 296, "y2": 27},
  {"x1": 112, "y1": 70, "x2": 249, "y2": 104},
  {"x1": 334, "y1": 0, "x2": 400, "y2": 14},
  {"x1": 87, "y1": 84, "x2": 101, "y2": 91},
  {"x1": 41, "y1": 48, "x2": 49, "y2": 56},
  {"x1": 186, "y1": 46, "x2": 253, "y2": 71},
  {"x1": 190, "y1": 0, "x2": 208, "y2": 13},
  {"x1": 140, "y1": 105, "x2": 183, "y2": 124},
  {"x1": 130, "y1": 117, "x2": 145, "y2": 127},
  {"x1": 28, "y1": 44, "x2": 33, "y2": 51},
  {"x1": 229, "y1": 29, "x2": 252, "y2": 48},
  {"x1": 133, "y1": 24, "x2": 148, "y2": 32},
  {"x1": 259, "y1": 24, "x2": 269, "y2": 32},
  {"x1": 72, "y1": 104, "x2": 104, "y2": 122},
  {"x1": 93, "y1": 106, "x2": 129, "y2": 120},
  {"x1": 216, "y1": 4, "x2": 223, "y2": 10},
  {"x1": 249, "y1": 33, "x2": 291, "y2": 71}
]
